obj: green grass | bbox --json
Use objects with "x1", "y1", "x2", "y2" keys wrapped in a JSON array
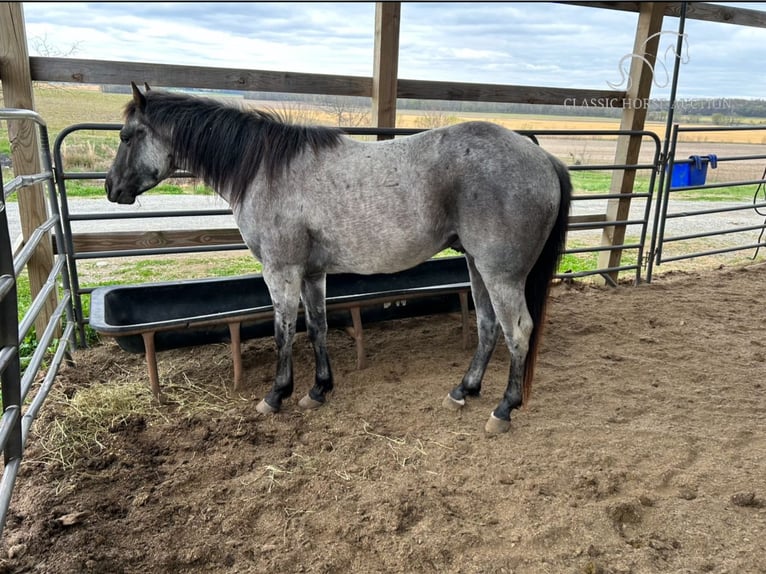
[
  {"x1": 15, "y1": 273, "x2": 57, "y2": 369},
  {"x1": 104, "y1": 255, "x2": 261, "y2": 282},
  {"x1": 569, "y1": 170, "x2": 651, "y2": 195},
  {"x1": 63, "y1": 181, "x2": 189, "y2": 198},
  {"x1": 569, "y1": 169, "x2": 759, "y2": 202},
  {"x1": 670, "y1": 185, "x2": 764, "y2": 201},
  {"x1": 559, "y1": 239, "x2": 639, "y2": 278},
  {"x1": 3, "y1": 179, "x2": 214, "y2": 200},
  {"x1": 570, "y1": 170, "x2": 643, "y2": 194}
]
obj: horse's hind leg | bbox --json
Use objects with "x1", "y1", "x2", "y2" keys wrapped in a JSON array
[
  {"x1": 481, "y1": 273, "x2": 533, "y2": 435},
  {"x1": 256, "y1": 266, "x2": 303, "y2": 414},
  {"x1": 298, "y1": 273, "x2": 334, "y2": 410},
  {"x1": 444, "y1": 255, "x2": 500, "y2": 410}
]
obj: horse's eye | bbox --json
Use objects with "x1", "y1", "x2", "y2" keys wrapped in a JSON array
[{"x1": 120, "y1": 133, "x2": 130, "y2": 145}]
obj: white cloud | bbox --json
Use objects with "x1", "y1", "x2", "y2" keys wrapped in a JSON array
[{"x1": 21, "y1": 1, "x2": 766, "y2": 98}]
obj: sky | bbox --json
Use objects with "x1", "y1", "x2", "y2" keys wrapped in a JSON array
[{"x1": 21, "y1": 2, "x2": 766, "y2": 100}]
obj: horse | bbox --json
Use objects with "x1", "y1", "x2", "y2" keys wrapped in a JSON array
[{"x1": 105, "y1": 83, "x2": 571, "y2": 435}]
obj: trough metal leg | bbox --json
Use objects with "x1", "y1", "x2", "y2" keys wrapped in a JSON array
[
  {"x1": 228, "y1": 322, "x2": 243, "y2": 390},
  {"x1": 141, "y1": 331, "x2": 161, "y2": 400}
]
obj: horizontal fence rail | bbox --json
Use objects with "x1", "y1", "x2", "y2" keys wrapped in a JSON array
[
  {"x1": 648, "y1": 124, "x2": 766, "y2": 280},
  {"x1": 31, "y1": 56, "x2": 628, "y2": 108},
  {"x1": 0, "y1": 109, "x2": 76, "y2": 536},
  {"x1": 53, "y1": 123, "x2": 662, "y2": 344}
]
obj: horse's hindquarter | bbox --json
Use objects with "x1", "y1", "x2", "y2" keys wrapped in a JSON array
[
  {"x1": 239, "y1": 122, "x2": 562, "y2": 276},
  {"x1": 441, "y1": 123, "x2": 563, "y2": 274}
]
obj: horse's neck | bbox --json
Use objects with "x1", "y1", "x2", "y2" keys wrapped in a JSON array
[{"x1": 173, "y1": 148, "x2": 238, "y2": 206}]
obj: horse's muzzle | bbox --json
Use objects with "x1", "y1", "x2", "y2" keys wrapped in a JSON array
[{"x1": 105, "y1": 176, "x2": 136, "y2": 204}]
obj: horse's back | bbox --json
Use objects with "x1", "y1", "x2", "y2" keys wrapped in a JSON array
[
  {"x1": 241, "y1": 121, "x2": 566, "y2": 276},
  {"x1": 392, "y1": 121, "x2": 562, "y2": 207}
]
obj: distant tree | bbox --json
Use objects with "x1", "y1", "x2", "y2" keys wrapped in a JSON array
[
  {"x1": 29, "y1": 34, "x2": 81, "y2": 57},
  {"x1": 711, "y1": 112, "x2": 739, "y2": 126},
  {"x1": 414, "y1": 110, "x2": 460, "y2": 129},
  {"x1": 316, "y1": 96, "x2": 371, "y2": 127},
  {"x1": 29, "y1": 34, "x2": 83, "y2": 91}
]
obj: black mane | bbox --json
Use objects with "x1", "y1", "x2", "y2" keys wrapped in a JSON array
[{"x1": 125, "y1": 90, "x2": 343, "y2": 208}]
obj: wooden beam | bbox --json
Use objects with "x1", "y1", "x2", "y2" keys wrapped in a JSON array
[
  {"x1": 597, "y1": 2, "x2": 666, "y2": 283},
  {"x1": 372, "y1": 2, "x2": 400, "y2": 139},
  {"x1": 561, "y1": 2, "x2": 766, "y2": 28},
  {"x1": 28, "y1": 57, "x2": 373, "y2": 97},
  {"x1": 64, "y1": 228, "x2": 245, "y2": 255},
  {"x1": 0, "y1": 2, "x2": 57, "y2": 335},
  {"x1": 398, "y1": 79, "x2": 626, "y2": 106},
  {"x1": 29, "y1": 56, "x2": 626, "y2": 107}
]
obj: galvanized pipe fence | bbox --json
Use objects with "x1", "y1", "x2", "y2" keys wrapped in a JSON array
[
  {"x1": 0, "y1": 109, "x2": 76, "y2": 534},
  {"x1": 2, "y1": 116, "x2": 765, "y2": 538},
  {"x1": 53, "y1": 124, "x2": 662, "y2": 345},
  {"x1": 648, "y1": 124, "x2": 766, "y2": 281}
]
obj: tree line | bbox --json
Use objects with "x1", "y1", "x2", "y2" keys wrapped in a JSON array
[{"x1": 100, "y1": 85, "x2": 766, "y2": 123}]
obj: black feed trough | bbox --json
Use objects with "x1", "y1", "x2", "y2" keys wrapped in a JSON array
[{"x1": 89, "y1": 256, "x2": 473, "y2": 395}]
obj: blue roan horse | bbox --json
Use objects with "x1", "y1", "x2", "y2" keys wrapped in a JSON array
[{"x1": 105, "y1": 83, "x2": 572, "y2": 435}]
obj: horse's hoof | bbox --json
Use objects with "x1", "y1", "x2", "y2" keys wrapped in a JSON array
[
  {"x1": 442, "y1": 393, "x2": 465, "y2": 411},
  {"x1": 256, "y1": 398, "x2": 278, "y2": 415},
  {"x1": 298, "y1": 394, "x2": 324, "y2": 410},
  {"x1": 485, "y1": 413, "x2": 511, "y2": 435}
]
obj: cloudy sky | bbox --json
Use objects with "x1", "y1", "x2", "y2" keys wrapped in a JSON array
[{"x1": 21, "y1": 2, "x2": 766, "y2": 99}]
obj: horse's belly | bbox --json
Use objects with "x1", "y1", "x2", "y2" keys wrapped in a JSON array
[{"x1": 321, "y1": 232, "x2": 447, "y2": 275}]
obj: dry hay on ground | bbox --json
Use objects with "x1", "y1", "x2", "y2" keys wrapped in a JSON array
[{"x1": 2, "y1": 263, "x2": 766, "y2": 574}]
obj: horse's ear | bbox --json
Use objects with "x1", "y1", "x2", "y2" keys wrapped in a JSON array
[
  {"x1": 144, "y1": 82, "x2": 151, "y2": 92},
  {"x1": 130, "y1": 81, "x2": 147, "y2": 112}
]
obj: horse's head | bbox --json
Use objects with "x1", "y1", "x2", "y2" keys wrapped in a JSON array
[{"x1": 105, "y1": 82, "x2": 175, "y2": 204}]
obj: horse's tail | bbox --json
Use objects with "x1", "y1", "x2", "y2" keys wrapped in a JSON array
[{"x1": 522, "y1": 156, "x2": 572, "y2": 405}]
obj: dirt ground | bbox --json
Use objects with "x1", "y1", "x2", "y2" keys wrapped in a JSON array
[{"x1": 3, "y1": 262, "x2": 766, "y2": 574}]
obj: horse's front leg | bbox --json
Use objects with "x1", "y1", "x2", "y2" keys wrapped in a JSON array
[
  {"x1": 297, "y1": 272, "x2": 334, "y2": 410},
  {"x1": 256, "y1": 265, "x2": 303, "y2": 414}
]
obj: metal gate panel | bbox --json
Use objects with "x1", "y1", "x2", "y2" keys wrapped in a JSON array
[
  {"x1": 0, "y1": 109, "x2": 76, "y2": 535},
  {"x1": 54, "y1": 123, "x2": 663, "y2": 343},
  {"x1": 649, "y1": 124, "x2": 766, "y2": 280}
]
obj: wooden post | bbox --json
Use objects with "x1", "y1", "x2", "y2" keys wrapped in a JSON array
[
  {"x1": 372, "y1": 2, "x2": 400, "y2": 140},
  {"x1": 0, "y1": 2, "x2": 57, "y2": 334},
  {"x1": 597, "y1": 2, "x2": 666, "y2": 283}
]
